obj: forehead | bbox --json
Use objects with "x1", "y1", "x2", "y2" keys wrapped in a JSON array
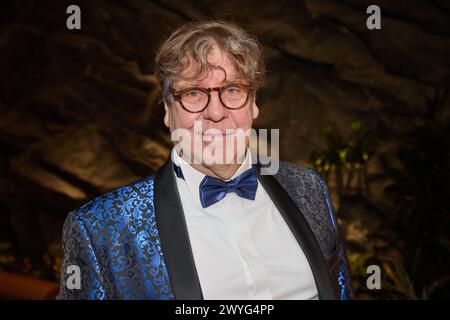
[{"x1": 173, "y1": 47, "x2": 243, "y2": 89}]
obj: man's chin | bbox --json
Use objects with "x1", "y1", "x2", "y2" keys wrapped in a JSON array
[{"x1": 189, "y1": 149, "x2": 245, "y2": 166}]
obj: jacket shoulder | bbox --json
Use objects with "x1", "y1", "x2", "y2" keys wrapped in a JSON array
[
  {"x1": 71, "y1": 175, "x2": 155, "y2": 225},
  {"x1": 275, "y1": 161, "x2": 330, "y2": 206}
]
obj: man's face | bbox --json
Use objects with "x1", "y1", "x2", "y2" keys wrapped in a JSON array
[{"x1": 163, "y1": 45, "x2": 259, "y2": 167}]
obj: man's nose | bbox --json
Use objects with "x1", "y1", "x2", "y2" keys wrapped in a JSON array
[{"x1": 202, "y1": 91, "x2": 228, "y2": 122}]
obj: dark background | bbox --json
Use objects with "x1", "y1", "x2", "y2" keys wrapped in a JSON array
[{"x1": 0, "y1": 0, "x2": 449, "y2": 299}]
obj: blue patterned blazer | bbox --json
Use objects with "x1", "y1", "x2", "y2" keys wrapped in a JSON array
[{"x1": 57, "y1": 157, "x2": 352, "y2": 300}]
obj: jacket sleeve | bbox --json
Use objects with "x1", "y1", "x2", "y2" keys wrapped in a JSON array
[
  {"x1": 310, "y1": 168, "x2": 354, "y2": 300},
  {"x1": 57, "y1": 210, "x2": 108, "y2": 300}
]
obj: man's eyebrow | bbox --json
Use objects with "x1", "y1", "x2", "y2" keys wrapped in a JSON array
[
  {"x1": 175, "y1": 79, "x2": 245, "y2": 90},
  {"x1": 223, "y1": 78, "x2": 244, "y2": 84},
  {"x1": 172, "y1": 83, "x2": 198, "y2": 91},
  {"x1": 185, "y1": 83, "x2": 201, "y2": 87}
]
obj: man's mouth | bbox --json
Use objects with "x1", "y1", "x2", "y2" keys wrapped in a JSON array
[
  {"x1": 197, "y1": 131, "x2": 235, "y2": 137},
  {"x1": 202, "y1": 133, "x2": 234, "y2": 136}
]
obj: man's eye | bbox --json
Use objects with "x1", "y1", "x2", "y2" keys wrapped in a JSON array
[
  {"x1": 225, "y1": 87, "x2": 241, "y2": 95},
  {"x1": 185, "y1": 90, "x2": 201, "y2": 97}
]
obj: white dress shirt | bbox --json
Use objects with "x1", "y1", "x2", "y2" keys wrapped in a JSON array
[{"x1": 171, "y1": 147, "x2": 318, "y2": 300}]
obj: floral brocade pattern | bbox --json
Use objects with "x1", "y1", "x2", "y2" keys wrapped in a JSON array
[{"x1": 57, "y1": 176, "x2": 175, "y2": 300}]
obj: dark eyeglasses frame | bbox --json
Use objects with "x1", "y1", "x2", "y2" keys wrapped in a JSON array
[{"x1": 171, "y1": 83, "x2": 254, "y2": 113}]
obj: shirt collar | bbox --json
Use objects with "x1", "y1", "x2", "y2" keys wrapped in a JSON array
[{"x1": 171, "y1": 147, "x2": 253, "y2": 208}]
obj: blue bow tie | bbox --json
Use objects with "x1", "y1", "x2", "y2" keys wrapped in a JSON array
[{"x1": 173, "y1": 164, "x2": 258, "y2": 208}]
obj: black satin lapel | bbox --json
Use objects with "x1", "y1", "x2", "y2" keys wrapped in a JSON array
[
  {"x1": 255, "y1": 163, "x2": 337, "y2": 300},
  {"x1": 154, "y1": 157, "x2": 203, "y2": 300}
]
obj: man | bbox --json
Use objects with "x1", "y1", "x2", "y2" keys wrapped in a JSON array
[{"x1": 58, "y1": 20, "x2": 352, "y2": 300}]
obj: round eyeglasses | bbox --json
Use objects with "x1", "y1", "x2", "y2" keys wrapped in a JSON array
[{"x1": 171, "y1": 83, "x2": 253, "y2": 113}]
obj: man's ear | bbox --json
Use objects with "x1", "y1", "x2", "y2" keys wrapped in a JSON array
[
  {"x1": 252, "y1": 96, "x2": 259, "y2": 120},
  {"x1": 163, "y1": 101, "x2": 170, "y2": 128}
]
